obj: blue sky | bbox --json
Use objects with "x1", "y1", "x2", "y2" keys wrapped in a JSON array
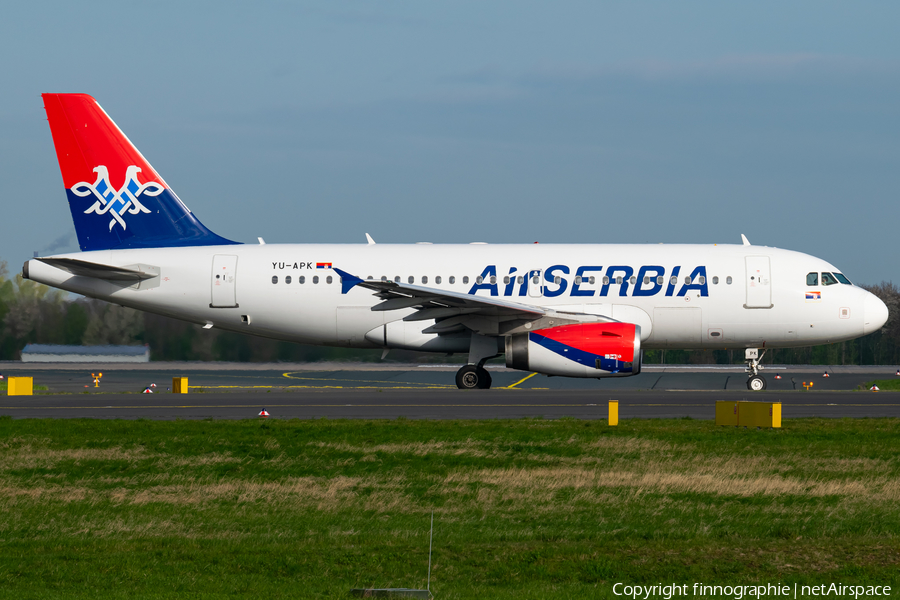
[{"x1": 2, "y1": 1, "x2": 898, "y2": 284}]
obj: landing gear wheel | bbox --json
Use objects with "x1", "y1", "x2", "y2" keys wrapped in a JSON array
[
  {"x1": 480, "y1": 368, "x2": 492, "y2": 389},
  {"x1": 456, "y1": 365, "x2": 492, "y2": 389},
  {"x1": 747, "y1": 375, "x2": 767, "y2": 391}
]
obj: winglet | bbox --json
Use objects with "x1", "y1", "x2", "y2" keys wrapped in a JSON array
[
  {"x1": 365, "y1": 233, "x2": 376, "y2": 245},
  {"x1": 334, "y1": 268, "x2": 364, "y2": 294},
  {"x1": 741, "y1": 234, "x2": 751, "y2": 246}
]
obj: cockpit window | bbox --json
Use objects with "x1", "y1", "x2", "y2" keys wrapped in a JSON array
[
  {"x1": 834, "y1": 273, "x2": 852, "y2": 285},
  {"x1": 821, "y1": 272, "x2": 839, "y2": 286},
  {"x1": 806, "y1": 272, "x2": 818, "y2": 286}
]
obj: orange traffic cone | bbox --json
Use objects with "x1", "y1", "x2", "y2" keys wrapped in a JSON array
[
  {"x1": 142, "y1": 387, "x2": 153, "y2": 394},
  {"x1": 896, "y1": 369, "x2": 899, "y2": 376},
  {"x1": 823, "y1": 372, "x2": 830, "y2": 378},
  {"x1": 870, "y1": 385, "x2": 880, "y2": 392},
  {"x1": 774, "y1": 375, "x2": 782, "y2": 380},
  {"x1": 259, "y1": 409, "x2": 270, "y2": 418}
]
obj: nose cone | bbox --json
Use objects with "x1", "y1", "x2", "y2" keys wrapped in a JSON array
[{"x1": 863, "y1": 292, "x2": 889, "y2": 335}]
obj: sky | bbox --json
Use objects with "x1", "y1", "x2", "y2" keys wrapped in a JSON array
[{"x1": 1, "y1": 1, "x2": 899, "y2": 285}]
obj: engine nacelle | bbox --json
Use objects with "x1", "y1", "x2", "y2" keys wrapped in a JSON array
[{"x1": 505, "y1": 322, "x2": 642, "y2": 378}]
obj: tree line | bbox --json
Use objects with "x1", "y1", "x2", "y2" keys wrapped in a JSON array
[{"x1": 1, "y1": 260, "x2": 897, "y2": 365}]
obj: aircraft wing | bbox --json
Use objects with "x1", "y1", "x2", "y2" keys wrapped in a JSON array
[
  {"x1": 37, "y1": 257, "x2": 157, "y2": 281},
  {"x1": 334, "y1": 268, "x2": 603, "y2": 335}
]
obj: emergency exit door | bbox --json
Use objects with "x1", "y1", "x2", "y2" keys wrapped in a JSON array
[
  {"x1": 211, "y1": 255, "x2": 239, "y2": 308},
  {"x1": 744, "y1": 256, "x2": 772, "y2": 309}
]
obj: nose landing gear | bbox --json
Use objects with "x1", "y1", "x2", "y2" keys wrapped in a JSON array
[{"x1": 745, "y1": 348, "x2": 767, "y2": 391}]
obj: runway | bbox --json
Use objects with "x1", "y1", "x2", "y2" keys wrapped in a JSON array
[
  {"x1": 0, "y1": 389, "x2": 897, "y2": 420},
  {"x1": 1, "y1": 363, "x2": 897, "y2": 419}
]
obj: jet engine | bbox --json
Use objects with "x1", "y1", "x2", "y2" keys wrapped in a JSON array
[{"x1": 505, "y1": 322, "x2": 642, "y2": 378}]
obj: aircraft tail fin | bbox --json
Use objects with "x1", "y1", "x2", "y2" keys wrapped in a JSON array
[{"x1": 42, "y1": 93, "x2": 238, "y2": 252}]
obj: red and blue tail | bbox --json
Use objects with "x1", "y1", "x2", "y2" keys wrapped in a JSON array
[{"x1": 42, "y1": 93, "x2": 238, "y2": 252}]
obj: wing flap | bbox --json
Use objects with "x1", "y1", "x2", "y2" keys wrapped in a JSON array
[{"x1": 334, "y1": 268, "x2": 545, "y2": 318}]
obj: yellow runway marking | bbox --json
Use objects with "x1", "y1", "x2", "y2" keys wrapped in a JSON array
[
  {"x1": 281, "y1": 372, "x2": 456, "y2": 388},
  {"x1": 506, "y1": 372, "x2": 537, "y2": 389},
  {"x1": 190, "y1": 385, "x2": 451, "y2": 390}
]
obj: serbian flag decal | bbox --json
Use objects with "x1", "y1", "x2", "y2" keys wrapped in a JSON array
[
  {"x1": 806, "y1": 291, "x2": 821, "y2": 301},
  {"x1": 316, "y1": 262, "x2": 332, "y2": 269}
]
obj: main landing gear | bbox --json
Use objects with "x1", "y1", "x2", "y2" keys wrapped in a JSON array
[
  {"x1": 745, "y1": 348, "x2": 767, "y2": 391},
  {"x1": 456, "y1": 332, "x2": 500, "y2": 389},
  {"x1": 456, "y1": 365, "x2": 492, "y2": 389}
]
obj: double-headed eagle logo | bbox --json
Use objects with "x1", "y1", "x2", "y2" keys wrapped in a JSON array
[{"x1": 72, "y1": 166, "x2": 163, "y2": 232}]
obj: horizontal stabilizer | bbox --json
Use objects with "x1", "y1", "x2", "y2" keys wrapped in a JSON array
[{"x1": 37, "y1": 257, "x2": 157, "y2": 281}]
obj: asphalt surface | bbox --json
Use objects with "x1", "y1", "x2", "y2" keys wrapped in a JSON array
[
  {"x1": 0, "y1": 363, "x2": 897, "y2": 419},
  {"x1": 0, "y1": 389, "x2": 897, "y2": 420}
]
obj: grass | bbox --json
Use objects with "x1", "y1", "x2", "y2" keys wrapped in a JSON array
[
  {"x1": 0, "y1": 382, "x2": 49, "y2": 392},
  {"x1": 866, "y1": 379, "x2": 900, "y2": 391},
  {"x1": 0, "y1": 417, "x2": 897, "y2": 599}
]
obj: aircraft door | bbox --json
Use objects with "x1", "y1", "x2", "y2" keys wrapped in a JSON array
[
  {"x1": 744, "y1": 256, "x2": 772, "y2": 309},
  {"x1": 211, "y1": 254, "x2": 239, "y2": 308},
  {"x1": 528, "y1": 269, "x2": 543, "y2": 297}
]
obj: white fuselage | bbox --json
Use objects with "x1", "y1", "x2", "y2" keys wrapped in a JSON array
[{"x1": 25, "y1": 242, "x2": 885, "y2": 356}]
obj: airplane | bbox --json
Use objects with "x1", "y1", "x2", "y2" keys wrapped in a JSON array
[{"x1": 23, "y1": 94, "x2": 890, "y2": 391}]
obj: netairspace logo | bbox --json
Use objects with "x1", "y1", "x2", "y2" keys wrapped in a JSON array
[{"x1": 612, "y1": 582, "x2": 892, "y2": 600}]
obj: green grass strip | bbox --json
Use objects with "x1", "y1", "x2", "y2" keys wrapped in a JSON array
[{"x1": 0, "y1": 416, "x2": 897, "y2": 599}]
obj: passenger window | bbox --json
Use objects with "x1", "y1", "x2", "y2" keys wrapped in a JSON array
[
  {"x1": 698, "y1": 276, "x2": 705, "y2": 285},
  {"x1": 684, "y1": 276, "x2": 691, "y2": 285},
  {"x1": 299, "y1": 276, "x2": 305, "y2": 284},
  {"x1": 834, "y1": 273, "x2": 852, "y2": 285},
  {"x1": 313, "y1": 276, "x2": 319, "y2": 284},
  {"x1": 381, "y1": 276, "x2": 388, "y2": 282},
  {"x1": 532, "y1": 276, "x2": 539, "y2": 284},
  {"x1": 616, "y1": 276, "x2": 623, "y2": 285},
  {"x1": 575, "y1": 276, "x2": 582, "y2": 285},
  {"x1": 436, "y1": 276, "x2": 442, "y2": 284},
  {"x1": 285, "y1": 276, "x2": 292, "y2": 284},
  {"x1": 822, "y1": 272, "x2": 838, "y2": 286},
  {"x1": 449, "y1": 276, "x2": 456, "y2": 284},
  {"x1": 272, "y1": 276, "x2": 278, "y2": 284},
  {"x1": 408, "y1": 276, "x2": 414, "y2": 284},
  {"x1": 589, "y1": 276, "x2": 595, "y2": 285},
  {"x1": 603, "y1": 276, "x2": 609, "y2": 285},
  {"x1": 422, "y1": 276, "x2": 428, "y2": 284},
  {"x1": 643, "y1": 276, "x2": 650, "y2": 285},
  {"x1": 476, "y1": 276, "x2": 483, "y2": 284},
  {"x1": 670, "y1": 276, "x2": 677, "y2": 285},
  {"x1": 657, "y1": 276, "x2": 664, "y2": 285},
  {"x1": 326, "y1": 276, "x2": 333, "y2": 284},
  {"x1": 726, "y1": 276, "x2": 732, "y2": 285},
  {"x1": 712, "y1": 276, "x2": 719, "y2": 285},
  {"x1": 806, "y1": 272, "x2": 818, "y2": 286},
  {"x1": 394, "y1": 276, "x2": 401, "y2": 283},
  {"x1": 504, "y1": 276, "x2": 510, "y2": 284},
  {"x1": 629, "y1": 276, "x2": 636, "y2": 285},
  {"x1": 517, "y1": 276, "x2": 523, "y2": 285},
  {"x1": 463, "y1": 276, "x2": 470, "y2": 284},
  {"x1": 554, "y1": 276, "x2": 561, "y2": 284},
  {"x1": 490, "y1": 276, "x2": 497, "y2": 284}
]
